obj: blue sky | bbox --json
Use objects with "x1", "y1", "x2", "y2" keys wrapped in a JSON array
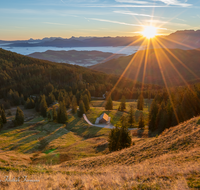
[{"x1": 0, "y1": 0, "x2": 200, "y2": 40}]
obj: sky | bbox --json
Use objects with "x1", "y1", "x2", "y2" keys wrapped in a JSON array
[{"x1": 0, "y1": 0, "x2": 200, "y2": 40}]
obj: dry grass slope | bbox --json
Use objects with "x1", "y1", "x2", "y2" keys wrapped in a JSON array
[{"x1": 1, "y1": 116, "x2": 200, "y2": 189}]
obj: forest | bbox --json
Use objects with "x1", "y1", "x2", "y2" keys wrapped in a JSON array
[{"x1": 1, "y1": 48, "x2": 200, "y2": 135}]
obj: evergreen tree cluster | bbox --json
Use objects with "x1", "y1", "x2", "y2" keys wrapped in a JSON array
[
  {"x1": 149, "y1": 86, "x2": 200, "y2": 133},
  {"x1": 25, "y1": 97, "x2": 35, "y2": 109},
  {"x1": 0, "y1": 48, "x2": 162, "y2": 104},
  {"x1": 108, "y1": 119, "x2": 132, "y2": 151}
]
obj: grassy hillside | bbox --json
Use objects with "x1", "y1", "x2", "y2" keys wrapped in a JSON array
[
  {"x1": 0, "y1": 114, "x2": 200, "y2": 189},
  {"x1": 90, "y1": 48, "x2": 200, "y2": 86}
]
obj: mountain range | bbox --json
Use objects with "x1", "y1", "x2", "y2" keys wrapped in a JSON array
[
  {"x1": 1, "y1": 30, "x2": 200, "y2": 49},
  {"x1": 28, "y1": 50, "x2": 124, "y2": 66}
]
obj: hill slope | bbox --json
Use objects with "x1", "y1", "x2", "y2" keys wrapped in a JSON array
[
  {"x1": 1, "y1": 116, "x2": 200, "y2": 189},
  {"x1": 61, "y1": 116, "x2": 200, "y2": 168},
  {"x1": 0, "y1": 48, "x2": 162, "y2": 101},
  {"x1": 90, "y1": 48, "x2": 200, "y2": 86},
  {"x1": 28, "y1": 50, "x2": 124, "y2": 66}
]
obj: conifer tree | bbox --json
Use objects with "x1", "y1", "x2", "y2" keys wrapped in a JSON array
[
  {"x1": 35, "y1": 96, "x2": 40, "y2": 112},
  {"x1": 64, "y1": 94, "x2": 71, "y2": 109},
  {"x1": 108, "y1": 118, "x2": 132, "y2": 152},
  {"x1": 58, "y1": 91, "x2": 64, "y2": 102},
  {"x1": 120, "y1": 95, "x2": 126, "y2": 111},
  {"x1": 52, "y1": 106, "x2": 57, "y2": 121},
  {"x1": 47, "y1": 111, "x2": 52, "y2": 122},
  {"x1": 83, "y1": 94, "x2": 90, "y2": 111},
  {"x1": 20, "y1": 94, "x2": 25, "y2": 105},
  {"x1": 0, "y1": 117, "x2": 3, "y2": 130},
  {"x1": 77, "y1": 100, "x2": 86, "y2": 117},
  {"x1": 40, "y1": 95, "x2": 48, "y2": 118},
  {"x1": 137, "y1": 93, "x2": 144, "y2": 110},
  {"x1": 108, "y1": 126, "x2": 120, "y2": 151},
  {"x1": 13, "y1": 91, "x2": 20, "y2": 106},
  {"x1": 119, "y1": 120, "x2": 132, "y2": 150},
  {"x1": 71, "y1": 95, "x2": 77, "y2": 114},
  {"x1": 84, "y1": 89, "x2": 91, "y2": 101},
  {"x1": 148, "y1": 99, "x2": 159, "y2": 132},
  {"x1": 57, "y1": 102, "x2": 68, "y2": 124},
  {"x1": 47, "y1": 93, "x2": 55, "y2": 106},
  {"x1": 105, "y1": 96, "x2": 113, "y2": 110},
  {"x1": 128, "y1": 105, "x2": 135, "y2": 127},
  {"x1": 1, "y1": 109, "x2": 7, "y2": 124},
  {"x1": 25, "y1": 98, "x2": 31, "y2": 109},
  {"x1": 14, "y1": 107, "x2": 24, "y2": 126},
  {"x1": 138, "y1": 113, "x2": 145, "y2": 129},
  {"x1": 156, "y1": 102, "x2": 167, "y2": 132}
]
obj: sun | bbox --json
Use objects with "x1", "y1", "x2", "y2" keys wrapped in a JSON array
[{"x1": 141, "y1": 26, "x2": 157, "y2": 39}]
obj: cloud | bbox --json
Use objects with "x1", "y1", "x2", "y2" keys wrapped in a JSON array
[
  {"x1": 114, "y1": 10, "x2": 186, "y2": 22},
  {"x1": 114, "y1": 10, "x2": 154, "y2": 17},
  {"x1": 115, "y1": 0, "x2": 152, "y2": 4},
  {"x1": 43, "y1": 22, "x2": 69, "y2": 26},
  {"x1": 153, "y1": 0, "x2": 192, "y2": 7},
  {"x1": 84, "y1": 4, "x2": 168, "y2": 7},
  {"x1": 89, "y1": 18, "x2": 168, "y2": 30},
  {"x1": 145, "y1": 19, "x2": 189, "y2": 27},
  {"x1": 89, "y1": 18, "x2": 144, "y2": 27}
]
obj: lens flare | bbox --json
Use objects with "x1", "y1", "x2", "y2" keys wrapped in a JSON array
[{"x1": 142, "y1": 26, "x2": 157, "y2": 39}]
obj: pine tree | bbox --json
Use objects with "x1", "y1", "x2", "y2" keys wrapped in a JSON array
[
  {"x1": 120, "y1": 95, "x2": 126, "y2": 111},
  {"x1": 0, "y1": 117, "x2": 3, "y2": 130},
  {"x1": 128, "y1": 105, "x2": 135, "y2": 127},
  {"x1": 138, "y1": 113, "x2": 145, "y2": 129},
  {"x1": 108, "y1": 126, "x2": 120, "y2": 151},
  {"x1": 137, "y1": 93, "x2": 144, "y2": 110},
  {"x1": 71, "y1": 95, "x2": 77, "y2": 114},
  {"x1": 47, "y1": 93, "x2": 55, "y2": 106},
  {"x1": 52, "y1": 106, "x2": 57, "y2": 121},
  {"x1": 47, "y1": 111, "x2": 52, "y2": 121},
  {"x1": 57, "y1": 102, "x2": 68, "y2": 124},
  {"x1": 148, "y1": 99, "x2": 159, "y2": 132},
  {"x1": 14, "y1": 107, "x2": 24, "y2": 126},
  {"x1": 64, "y1": 94, "x2": 71, "y2": 109},
  {"x1": 20, "y1": 94, "x2": 25, "y2": 105},
  {"x1": 1, "y1": 109, "x2": 7, "y2": 124},
  {"x1": 119, "y1": 121, "x2": 132, "y2": 150},
  {"x1": 25, "y1": 98, "x2": 31, "y2": 109},
  {"x1": 77, "y1": 100, "x2": 86, "y2": 117},
  {"x1": 83, "y1": 94, "x2": 90, "y2": 111},
  {"x1": 40, "y1": 95, "x2": 48, "y2": 118},
  {"x1": 105, "y1": 96, "x2": 113, "y2": 110},
  {"x1": 156, "y1": 102, "x2": 167, "y2": 133}
]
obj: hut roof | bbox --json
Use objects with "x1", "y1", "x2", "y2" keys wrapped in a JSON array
[{"x1": 99, "y1": 113, "x2": 109, "y2": 122}]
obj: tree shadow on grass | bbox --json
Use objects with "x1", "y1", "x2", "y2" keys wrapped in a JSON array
[
  {"x1": 3, "y1": 122, "x2": 68, "y2": 153},
  {"x1": 66, "y1": 114, "x2": 109, "y2": 139}
]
